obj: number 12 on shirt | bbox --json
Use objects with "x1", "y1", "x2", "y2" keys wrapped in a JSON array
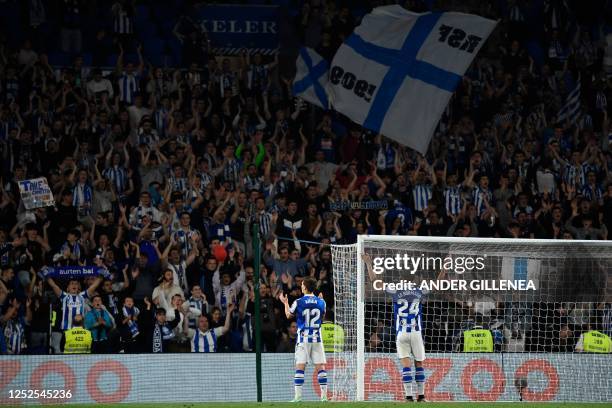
[{"x1": 302, "y1": 309, "x2": 321, "y2": 328}]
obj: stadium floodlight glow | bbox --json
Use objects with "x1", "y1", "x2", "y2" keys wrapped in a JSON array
[{"x1": 331, "y1": 235, "x2": 612, "y2": 402}]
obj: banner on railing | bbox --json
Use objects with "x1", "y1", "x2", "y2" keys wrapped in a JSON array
[{"x1": 197, "y1": 4, "x2": 279, "y2": 55}]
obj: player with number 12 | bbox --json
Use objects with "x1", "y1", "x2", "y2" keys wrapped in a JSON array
[{"x1": 279, "y1": 276, "x2": 328, "y2": 402}]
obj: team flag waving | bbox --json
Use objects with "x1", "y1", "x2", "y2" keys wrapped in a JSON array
[
  {"x1": 294, "y1": 5, "x2": 496, "y2": 154},
  {"x1": 328, "y1": 6, "x2": 496, "y2": 153},
  {"x1": 293, "y1": 47, "x2": 330, "y2": 109}
]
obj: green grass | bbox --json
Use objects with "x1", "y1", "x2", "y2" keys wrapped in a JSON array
[{"x1": 42, "y1": 403, "x2": 609, "y2": 408}]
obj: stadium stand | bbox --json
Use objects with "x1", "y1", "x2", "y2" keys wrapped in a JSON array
[{"x1": 0, "y1": 0, "x2": 611, "y2": 358}]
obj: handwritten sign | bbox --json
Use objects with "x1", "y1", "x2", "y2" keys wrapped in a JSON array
[{"x1": 18, "y1": 177, "x2": 55, "y2": 210}]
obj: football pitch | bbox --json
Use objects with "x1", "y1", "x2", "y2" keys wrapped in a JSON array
[{"x1": 43, "y1": 403, "x2": 608, "y2": 408}]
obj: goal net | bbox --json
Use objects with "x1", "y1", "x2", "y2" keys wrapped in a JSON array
[{"x1": 331, "y1": 236, "x2": 612, "y2": 402}]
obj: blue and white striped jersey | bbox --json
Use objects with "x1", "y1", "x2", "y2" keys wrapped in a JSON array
[
  {"x1": 0, "y1": 242, "x2": 11, "y2": 267},
  {"x1": 563, "y1": 162, "x2": 590, "y2": 187},
  {"x1": 412, "y1": 184, "x2": 432, "y2": 212},
  {"x1": 581, "y1": 184, "x2": 603, "y2": 202},
  {"x1": 113, "y1": 9, "x2": 133, "y2": 34},
  {"x1": 188, "y1": 297, "x2": 206, "y2": 329},
  {"x1": 72, "y1": 183, "x2": 93, "y2": 215},
  {"x1": 3, "y1": 317, "x2": 26, "y2": 354},
  {"x1": 444, "y1": 184, "x2": 462, "y2": 215},
  {"x1": 59, "y1": 290, "x2": 89, "y2": 330},
  {"x1": 472, "y1": 186, "x2": 493, "y2": 216},
  {"x1": 169, "y1": 175, "x2": 188, "y2": 193},
  {"x1": 254, "y1": 210, "x2": 272, "y2": 238},
  {"x1": 103, "y1": 166, "x2": 129, "y2": 194},
  {"x1": 168, "y1": 261, "x2": 188, "y2": 293},
  {"x1": 223, "y1": 159, "x2": 241, "y2": 188},
  {"x1": 198, "y1": 172, "x2": 214, "y2": 189},
  {"x1": 171, "y1": 227, "x2": 198, "y2": 260},
  {"x1": 153, "y1": 108, "x2": 169, "y2": 137},
  {"x1": 191, "y1": 327, "x2": 224, "y2": 352},
  {"x1": 390, "y1": 288, "x2": 427, "y2": 335},
  {"x1": 244, "y1": 175, "x2": 264, "y2": 192},
  {"x1": 290, "y1": 294, "x2": 326, "y2": 344},
  {"x1": 138, "y1": 131, "x2": 159, "y2": 147},
  {"x1": 118, "y1": 73, "x2": 140, "y2": 105}
]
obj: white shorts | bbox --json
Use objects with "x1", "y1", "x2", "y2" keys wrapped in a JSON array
[
  {"x1": 295, "y1": 342, "x2": 327, "y2": 365},
  {"x1": 396, "y1": 331, "x2": 426, "y2": 362}
]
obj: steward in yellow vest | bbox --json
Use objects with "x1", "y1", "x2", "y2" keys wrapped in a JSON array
[
  {"x1": 62, "y1": 315, "x2": 92, "y2": 354},
  {"x1": 321, "y1": 321, "x2": 345, "y2": 352},
  {"x1": 579, "y1": 330, "x2": 611, "y2": 353},
  {"x1": 463, "y1": 328, "x2": 493, "y2": 352}
]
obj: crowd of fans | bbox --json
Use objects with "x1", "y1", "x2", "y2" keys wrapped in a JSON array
[
  {"x1": 366, "y1": 300, "x2": 612, "y2": 354},
  {"x1": 0, "y1": 0, "x2": 611, "y2": 355}
]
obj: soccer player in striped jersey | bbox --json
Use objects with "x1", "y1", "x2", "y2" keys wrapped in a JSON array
[
  {"x1": 362, "y1": 253, "x2": 431, "y2": 402},
  {"x1": 279, "y1": 277, "x2": 328, "y2": 402},
  {"x1": 190, "y1": 302, "x2": 234, "y2": 353},
  {"x1": 46, "y1": 271, "x2": 104, "y2": 331}
]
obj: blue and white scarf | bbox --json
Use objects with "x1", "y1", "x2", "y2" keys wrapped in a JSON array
[{"x1": 123, "y1": 306, "x2": 140, "y2": 338}]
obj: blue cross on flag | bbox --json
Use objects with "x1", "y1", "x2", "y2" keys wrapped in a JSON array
[
  {"x1": 293, "y1": 47, "x2": 330, "y2": 109},
  {"x1": 326, "y1": 5, "x2": 496, "y2": 154}
]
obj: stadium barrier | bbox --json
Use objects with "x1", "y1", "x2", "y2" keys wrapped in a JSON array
[{"x1": 1, "y1": 353, "x2": 610, "y2": 404}]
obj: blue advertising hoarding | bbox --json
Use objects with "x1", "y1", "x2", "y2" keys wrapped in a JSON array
[{"x1": 198, "y1": 4, "x2": 279, "y2": 55}]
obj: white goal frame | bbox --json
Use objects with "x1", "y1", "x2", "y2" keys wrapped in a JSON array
[{"x1": 353, "y1": 234, "x2": 612, "y2": 401}]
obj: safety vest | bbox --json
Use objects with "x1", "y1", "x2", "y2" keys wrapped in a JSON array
[
  {"x1": 64, "y1": 327, "x2": 92, "y2": 354},
  {"x1": 463, "y1": 329, "x2": 493, "y2": 352},
  {"x1": 583, "y1": 330, "x2": 611, "y2": 353},
  {"x1": 321, "y1": 322, "x2": 345, "y2": 352}
]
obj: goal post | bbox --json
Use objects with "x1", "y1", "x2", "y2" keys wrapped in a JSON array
[
  {"x1": 356, "y1": 235, "x2": 365, "y2": 402},
  {"x1": 331, "y1": 235, "x2": 612, "y2": 402}
]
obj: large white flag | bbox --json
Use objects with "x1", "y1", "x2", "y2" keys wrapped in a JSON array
[
  {"x1": 292, "y1": 47, "x2": 330, "y2": 109},
  {"x1": 327, "y1": 5, "x2": 496, "y2": 153}
]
